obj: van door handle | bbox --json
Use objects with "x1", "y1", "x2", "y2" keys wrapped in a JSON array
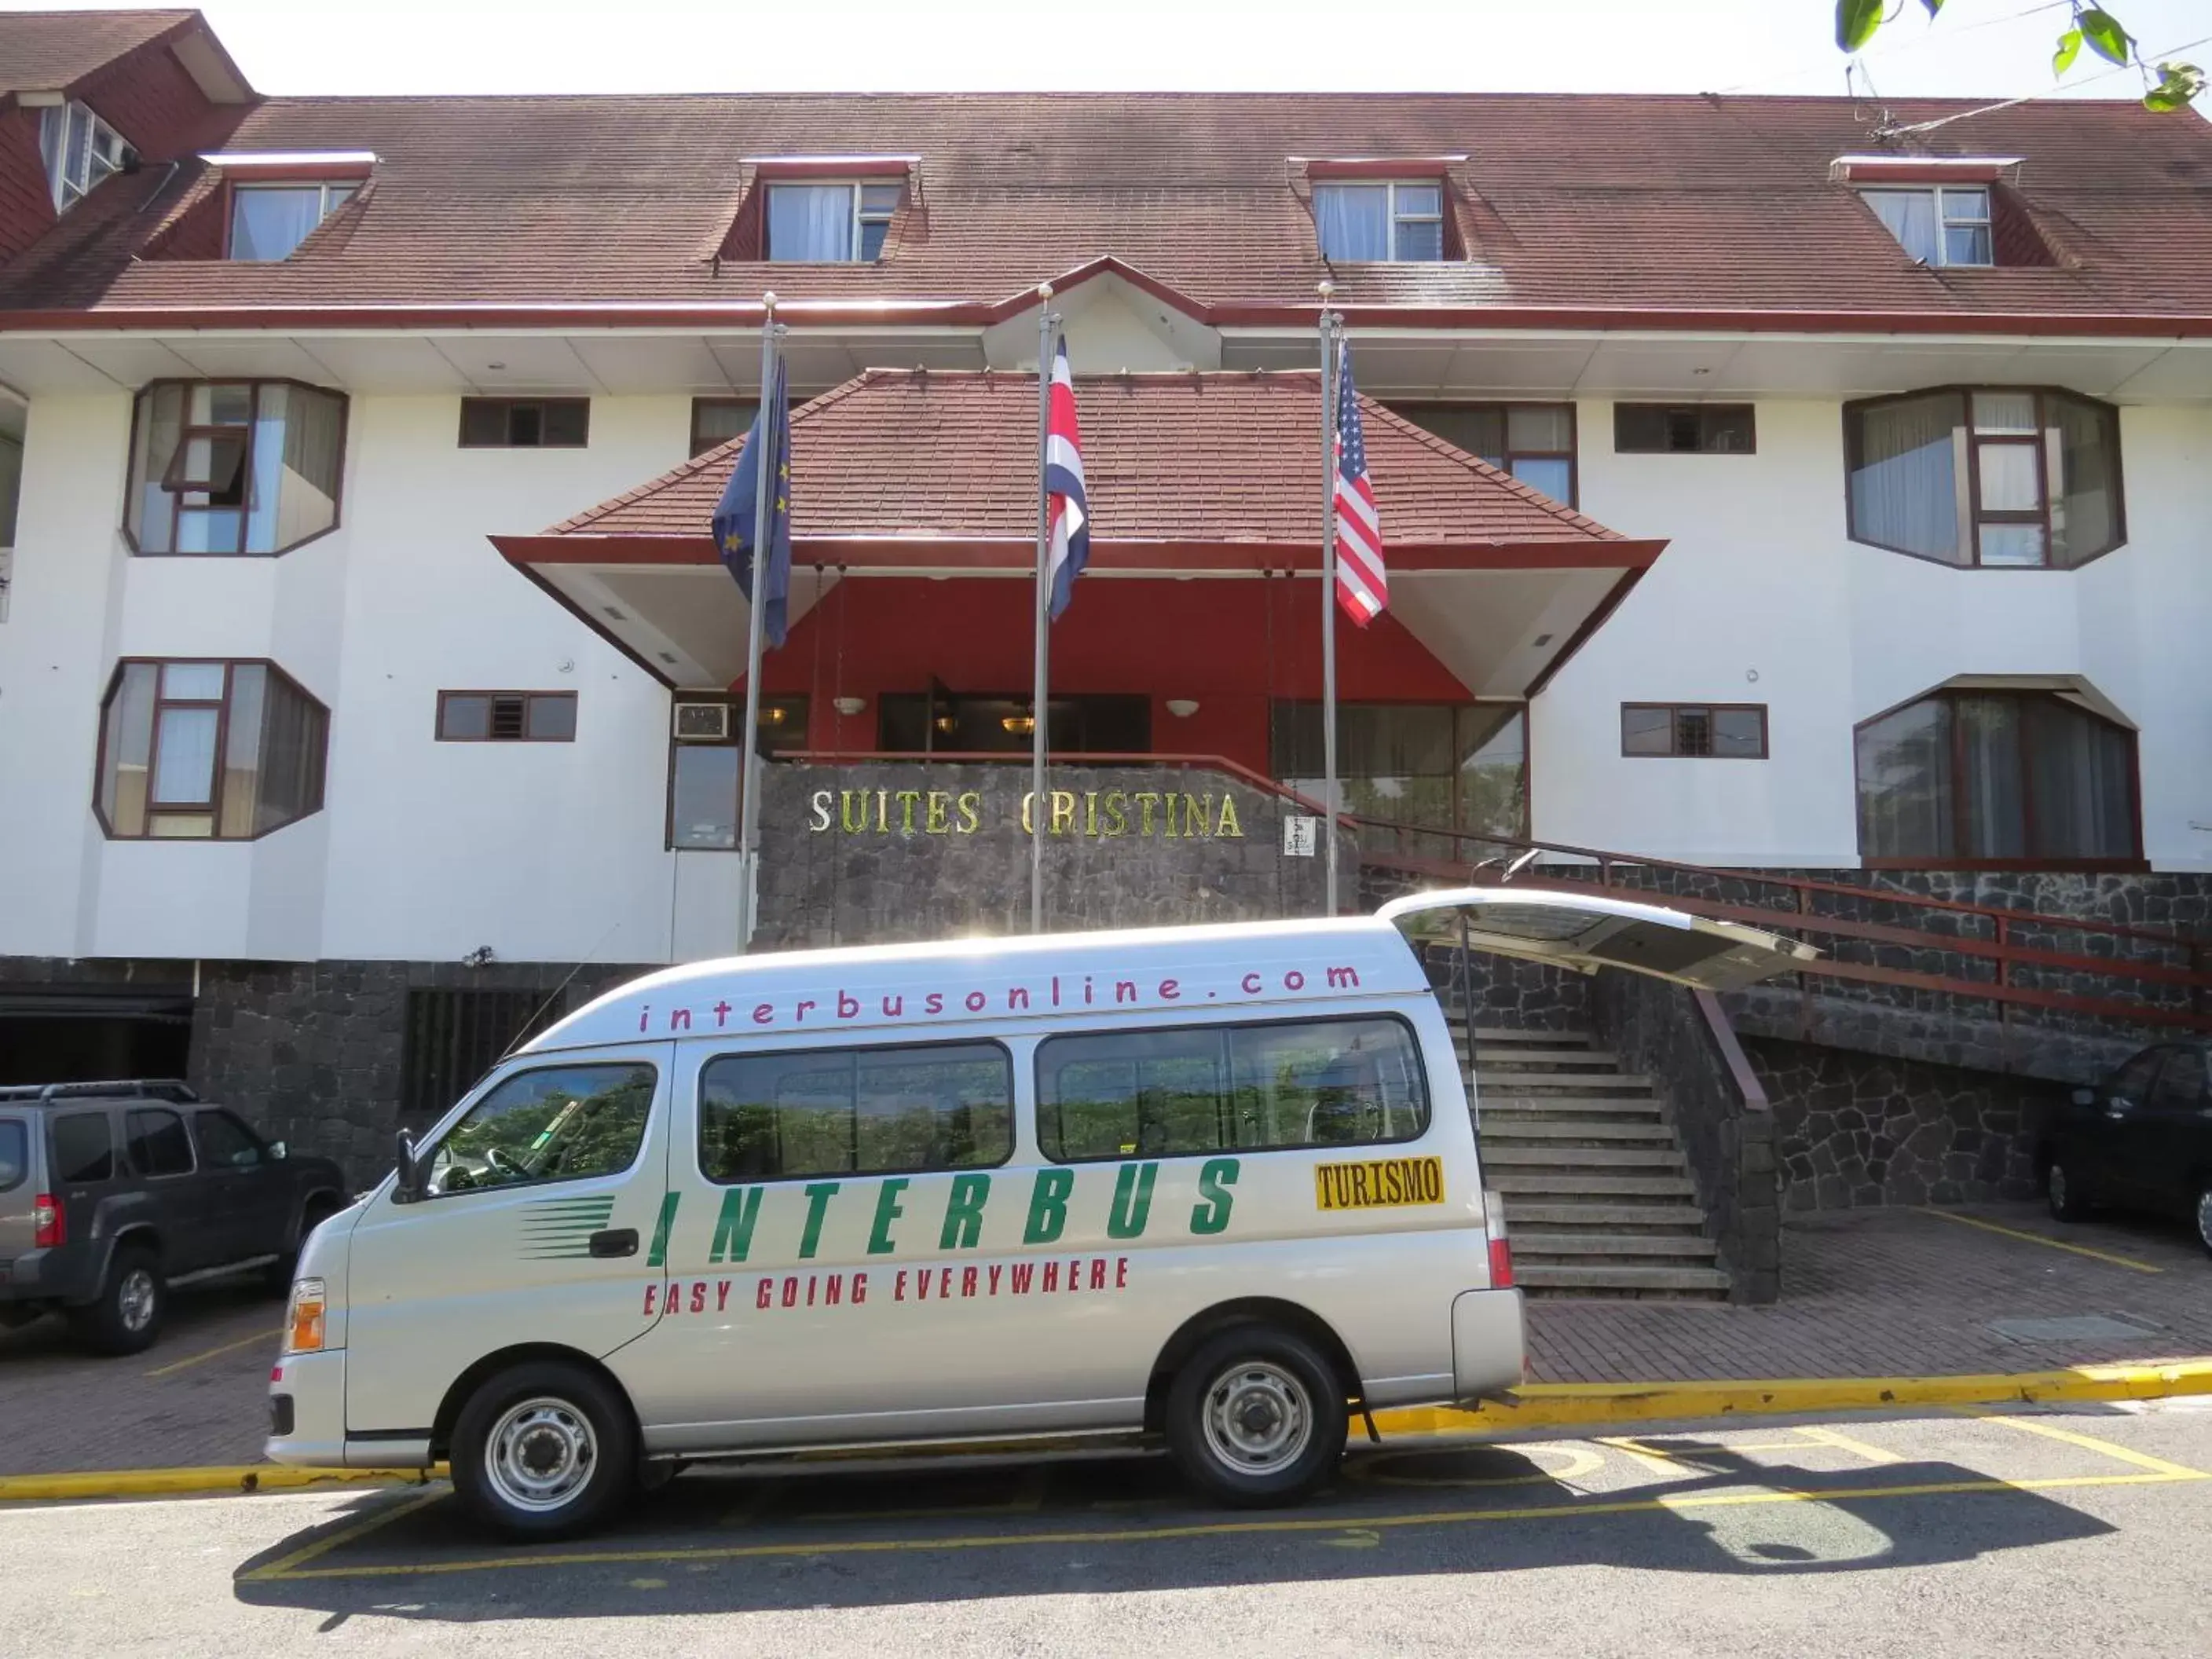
[{"x1": 588, "y1": 1229, "x2": 639, "y2": 1258}]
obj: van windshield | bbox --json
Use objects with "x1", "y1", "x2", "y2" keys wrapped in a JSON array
[
  {"x1": 0, "y1": 1120, "x2": 24, "y2": 1192},
  {"x1": 427, "y1": 1064, "x2": 655, "y2": 1195}
]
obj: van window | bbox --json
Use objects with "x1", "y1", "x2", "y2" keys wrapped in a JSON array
[
  {"x1": 699, "y1": 1040, "x2": 1013, "y2": 1183},
  {"x1": 427, "y1": 1063, "x2": 655, "y2": 1196},
  {"x1": 1037, "y1": 1016, "x2": 1429, "y2": 1163},
  {"x1": 0, "y1": 1120, "x2": 25, "y2": 1192},
  {"x1": 126, "y1": 1108, "x2": 195, "y2": 1177},
  {"x1": 50, "y1": 1111, "x2": 115, "y2": 1185}
]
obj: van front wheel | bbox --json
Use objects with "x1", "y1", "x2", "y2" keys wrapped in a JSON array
[
  {"x1": 1166, "y1": 1325, "x2": 1347, "y2": 1507},
  {"x1": 451, "y1": 1361, "x2": 635, "y2": 1539}
]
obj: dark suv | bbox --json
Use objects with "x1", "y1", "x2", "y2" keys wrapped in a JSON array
[
  {"x1": 0, "y1": 1080, "x2": 351, "y2": 1355},
  {"x1": 2042, "y1": 1040, "x2": 2212, "y2": 1258}
]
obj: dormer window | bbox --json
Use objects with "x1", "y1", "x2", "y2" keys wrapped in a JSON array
[
  {"x1": 229, "y1": 181, "x2": 357, "y2": 261},
  {"x1": 1314, "y1": 181, "x2": 1444, "y2": 262},
  {"x1": 38, "y1": 101, "x2": 129, "y2": 213},
  {"x1": 766, "y1": 181, "x2": 901, "y2": 262},
  {"x1": 1861, "y1": 185, "x2": 1992, "y2": 268}
]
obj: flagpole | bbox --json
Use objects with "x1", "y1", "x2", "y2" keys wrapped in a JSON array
[
  {"x1": 1317, "y1": 281, "x2": 1342, "y2": 917},
  {"x1": 735, "y1": 291, "x2": 778, "y2": 954},
  {"x1": 1029, "y1": 283, "x2": 1055, "y2": 935}
]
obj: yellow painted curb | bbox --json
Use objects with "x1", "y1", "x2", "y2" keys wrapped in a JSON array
[
  {"x1": 1370, "y1": 1357, "x2": 2212, "y2": 1438},
  {"x1": 0, "y1": 1463, "x2": 445, "y2": 1503},
  {"x1": 8, "y1": 1359, "x2": 2210, "y2": 1503}
]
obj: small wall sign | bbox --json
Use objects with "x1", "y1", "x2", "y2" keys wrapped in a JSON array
[{"x1": 1281, "y1": 815, "x2": 1319, "y2": 857}]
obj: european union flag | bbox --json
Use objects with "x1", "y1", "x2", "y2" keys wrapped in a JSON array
[{"x1": 712, "y1": 355, "x2": 792, "y2": 648}]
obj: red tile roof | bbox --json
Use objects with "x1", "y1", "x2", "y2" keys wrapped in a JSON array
[
  {"x1": 0, "y1": 9, "x2": 200, "y2": 97},
  {"x1": 549, "y1": 368, "x2": 1626, "y2": 551},
  {"x1": 1, "y1": 81, "x2": 2208, "y2": 328}
]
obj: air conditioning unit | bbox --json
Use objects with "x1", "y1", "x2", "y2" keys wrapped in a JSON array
[{"x1": 672, "y1": 701, "x2": 731, "y2": 742}]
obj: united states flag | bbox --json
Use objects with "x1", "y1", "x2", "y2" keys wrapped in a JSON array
[
  {"x1": 1045, "y1": 335, "x2": 1090, "y2": 620},
  {"x1": 1331, "y1": 343, "x2": 1386, "y2": 625}
]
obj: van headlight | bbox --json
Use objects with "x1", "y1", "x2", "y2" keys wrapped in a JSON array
[{"x1": 285, "y1": 1277, "x2": 328, "y2": 1354}]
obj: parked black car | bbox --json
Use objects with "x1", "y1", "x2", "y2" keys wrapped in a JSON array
[
  {"x1": 2042, "y1": 1041, "x2": 2212, "y2": 1258},
  {"x1": 0, "y1": 1080, "x2": 351, "y2": 1354}
]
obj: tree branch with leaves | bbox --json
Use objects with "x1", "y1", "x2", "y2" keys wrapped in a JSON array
[{"x1": 1837, "y1": 1, "x2": 2205, "y2": 112}]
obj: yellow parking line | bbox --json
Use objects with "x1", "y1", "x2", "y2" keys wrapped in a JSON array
[
  {"x1": 1795, "y1": 1425, "x2": 1902, "y2": 1466},
  {"x1": 250, "y1": 1467, "x2": 2209, "y2": 1582},
  {"x1": 1595, "y1": 1436, "x2": 1680, "y2": 1478},
  {"x1": 145, "y1": 1328, "x2": 282, "y2": 1379},
  {"x1": 244, "y1": 1488, "x2": 448, "y2": 1580},
  {"x1": 1916, "y1": 1208, "x2": 2161, "y2": 1273},
  {"x1": 1973, "y1": 1412, "x2": 2209, "y2": 1480}
]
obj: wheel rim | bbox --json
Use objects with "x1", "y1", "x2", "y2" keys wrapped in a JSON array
[
  {"x1": 2196, "y1": 1188, "x2": 2212, "y2": 1251},
  {"x1": 117, "y1": 1268, "x2": 157, "y2": 1334},
  {"x1": 2049, "y1": 1165, "x2": 2069, "y2": 1211},
  {"x1": 484, "y1": 1397, "x2": 598, "y2": 1514},
  {"x1": 1199, "y1": 1360, "x2": 1313, "y2": 1477}
]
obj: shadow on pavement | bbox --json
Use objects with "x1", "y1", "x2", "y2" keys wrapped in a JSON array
[{"x1": 232, "y1": 1441, "x2": 2119, "y2": 1620}]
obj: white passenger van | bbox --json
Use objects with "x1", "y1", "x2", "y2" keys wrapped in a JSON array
[{"x1": 268, "y1": 888, "x2": 1811, "y2": 1536}]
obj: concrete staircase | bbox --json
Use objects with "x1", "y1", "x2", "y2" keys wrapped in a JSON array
[{"x1": 1455, "y1": 1019, "x2": 1732, "y2": 1300}]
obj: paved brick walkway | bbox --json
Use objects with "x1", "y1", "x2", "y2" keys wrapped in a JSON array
[
  {"x1": 2, "y1": 1205, "x2": 2206, "y2": 1478},
  {"x1": 1529, "y1": 1203, "x2": 2212, "y2": 1382}
]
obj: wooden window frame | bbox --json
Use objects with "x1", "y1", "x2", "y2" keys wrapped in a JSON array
[
  {"x1": 689, "y1": 397, "x2": 759, "y2": 459},
  {"x1": 1620, "y1": 702, "x2": 1769, "y2": 760},
  {"x1": 1612, "y1": 403, "x2": 1757, "y2": 456},
  {"x1": 457, "y1": 397, "x2": 591, "y2": 450},
  {"x1": 434, "y1": 690, "x2": 578, "y2": 743},
  {"x1": 1386, "y1": 401, "x2": 1579, "y2": 507},
  {"x1": 1851, "y1": 687, "x2": 2145, "y2": 872},
  {"x1": 91, "y1": 657, "x2": 330, "y2": 842},
  {"x1": 1842, "y1": 386, "x2": 2127, "y2": 570},
  {"x1": 123, "y1": 378, "x2": 350, "y2": 558}
]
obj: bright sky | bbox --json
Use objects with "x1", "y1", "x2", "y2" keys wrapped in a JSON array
[{"x1": 15, "y1": 0, "x2": 2212, "y2": 99}]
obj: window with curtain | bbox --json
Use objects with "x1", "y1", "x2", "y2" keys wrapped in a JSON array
[
  {"x1": 228, "y1": 181, "x2": 357, "y2": 262},
  {"x1": 1854, "y1": 688, "x2": 2137, "y2": 866},
  {"x1": 1271, "y1": 701, "x2": 1528, "y2": 856},
  {"x1": 1386, "y1": 402, "x2": 1577, "y2": 504},
  {"x1": 124, "y1": 381, "x2": 347, "y2": 556},
  {"x1": 96, "y1": 659, "x2": 329, "y2": 840},
  {"x1": 765, "y1": 181, "x2": 899, "y2": 262},
  {"x1": 1844, "y1": 388, "x2": 2123, "y2": 569},
  {"x1": 38, "y1": 101, "x2": 128, "y2": 213},
  {"x1": 1859, "y1": 186, "x2": 1991, "y2": 267},
  {"x1": 1313, "y1": 181, "x2": 1445, "y2": 262}
]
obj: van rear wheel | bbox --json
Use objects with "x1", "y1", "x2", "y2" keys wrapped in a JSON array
[
  {"x1": 451, "y1": 1361, "x2": 635, "y2": 1540},
  {"x1": 1166, "y1": 1325, "x2": 1347, "y2": 1507}
]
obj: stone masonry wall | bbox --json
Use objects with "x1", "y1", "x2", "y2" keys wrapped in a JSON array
[
  {"x1": 756, "y1": 763, "x2": 1353, "y2": 948},
  {"x1": 1744, "y1": 1034, "x2": 2066, "y2": 1213}
]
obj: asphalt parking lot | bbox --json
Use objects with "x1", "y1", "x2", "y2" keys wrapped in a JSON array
[{"x1": 6, "y1": 1401, "x2": 2211, "y2": 1655}]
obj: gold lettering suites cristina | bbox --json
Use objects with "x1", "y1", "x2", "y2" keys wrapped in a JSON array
[{"x1": 808, "y1": 789, "x2": 1245, "y2": 840}]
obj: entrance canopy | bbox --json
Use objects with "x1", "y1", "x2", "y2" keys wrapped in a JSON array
[{"x1": 492, "y1": 370, "x2": 1663, "y2": 696}]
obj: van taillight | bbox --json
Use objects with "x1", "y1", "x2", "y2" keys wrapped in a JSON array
[
  {"x1": 1484, "y1": 1195, "x2": 1514, "y2": 1289},
  {"x1": 33, "y1": 1194, "x2": 64, "y2": 1249}
]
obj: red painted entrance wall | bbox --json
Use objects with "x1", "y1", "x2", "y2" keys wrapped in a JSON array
[{"x1": 753, "y1": 577, "x2": 1477, "y2": 769}]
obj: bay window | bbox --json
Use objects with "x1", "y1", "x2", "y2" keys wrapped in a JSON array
[
  {"x1": 1854, "y1": 688, "x2": 2137, "y2": 867},
  {"x1": 125, "y1": 380, "x2": 347, "y2": 555},
  {"x1": 1844, "y1": 388, "x2": 2122, "y2": 569},
  {"x1": 95, "y1": 660, "x2": 329, "y2": 840}
]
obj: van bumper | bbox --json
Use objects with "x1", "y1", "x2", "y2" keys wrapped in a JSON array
[
  {"x1": 266, "y1": 1350, "x2": 348, "y2": 1468},
  {"x1": 1450, "y1": 1287, "x2": 1526, "y2": 1401}
]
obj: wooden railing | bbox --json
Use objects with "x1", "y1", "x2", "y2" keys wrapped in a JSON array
[{"x1": 1350, "y1": 815, "x2": 2212, "y2": 1038}]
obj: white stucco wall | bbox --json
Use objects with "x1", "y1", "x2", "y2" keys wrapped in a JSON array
[
  {"x1": 3, "y1": 357, "x2": 2207, "y2": 975},
  {"x1": 1541, "y1": 397, "x2": 2212, "y2": 870}
]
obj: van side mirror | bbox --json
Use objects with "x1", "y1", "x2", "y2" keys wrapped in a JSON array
[
  {"x1": 392, "y1": 1129, "x2": 427, "y2": 1203},
  {"x1": 2071, "y1": 1087, "x2": 2096, "y2": 1108}
]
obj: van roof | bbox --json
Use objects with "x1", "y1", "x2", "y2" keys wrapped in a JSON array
[{"x1": 526, "y1": 914, "x2": 1426, "y2": 1055}]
